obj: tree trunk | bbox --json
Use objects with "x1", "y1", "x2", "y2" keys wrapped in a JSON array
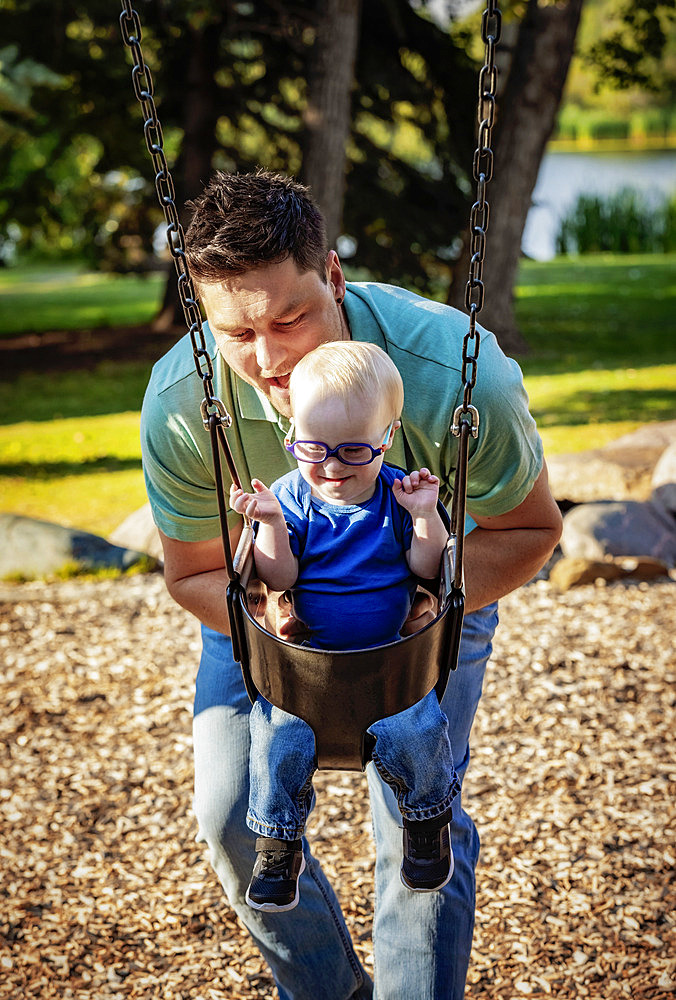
[
  {"x1": 301, "y1": 0, "x2": 362, "y2": 248},
  {"x1": 448, "y1": 0, "x2": 584, "y2": 356},
  {"x1": 152, "y1": 22, "x2": 221, "y2": 334}
]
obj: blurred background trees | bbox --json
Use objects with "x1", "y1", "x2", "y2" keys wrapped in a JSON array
[{"x1": 1, "y1": 0, "x2": 674, "y2": 351}]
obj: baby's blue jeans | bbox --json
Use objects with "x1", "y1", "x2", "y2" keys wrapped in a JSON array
[{"x1": 247, "y1": 689, "x2": 460, "y2": 839}]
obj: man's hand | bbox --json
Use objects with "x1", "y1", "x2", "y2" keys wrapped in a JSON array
[{"x1": 230, "y1": 478, "x2": 284, "y2": 525}]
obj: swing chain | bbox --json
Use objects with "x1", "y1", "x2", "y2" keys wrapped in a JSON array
[
  {"x1": 119, "y1": 0, "x2": 230, "y2": 428},
  {"x1": 456, "y1": 0, "x2": 501, "y2": 431}
]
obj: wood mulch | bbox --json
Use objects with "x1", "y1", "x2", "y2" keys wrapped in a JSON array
[{"x1": 1, "y1": 573, "x2": 674, "y2": 999}]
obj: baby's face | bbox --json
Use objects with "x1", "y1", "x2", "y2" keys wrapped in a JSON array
[{"x1": 293, "y1": 393, "x2": 394, "y2": 506}]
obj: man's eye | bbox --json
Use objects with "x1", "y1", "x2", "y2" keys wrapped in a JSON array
[{"x1": 277, "y1": 315, "x2": 302, "y2": 328}]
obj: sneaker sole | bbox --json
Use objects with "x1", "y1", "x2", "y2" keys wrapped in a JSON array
[
  {"x1": 400, "y1": 851, "x2": 455, "y2": 893},
  {"x1": 245, "y1": 854, "x2": 306, "y2": 912}
]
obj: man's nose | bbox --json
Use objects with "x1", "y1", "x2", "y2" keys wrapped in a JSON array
[{"x1": 255, "y1": 334, "x2": 286, "y2": 374}]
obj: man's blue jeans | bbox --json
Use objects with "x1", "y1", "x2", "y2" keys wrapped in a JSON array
[
  {"x1": 192, "y1": 602, "x2": 498, "y2": 1000},
  {"x1": 248, "y1": 689, "x2": 460, "y2": 840}
]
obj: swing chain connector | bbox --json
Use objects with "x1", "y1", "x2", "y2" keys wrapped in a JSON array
[
  {"x1": 201, "y1": 397, "x2": 232, "y2": 429},
  {"x1": 451, "y1": 405, "x2": 480, "y2": 438}
]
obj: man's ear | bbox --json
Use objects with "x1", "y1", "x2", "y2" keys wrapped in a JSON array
[{"x1": 325, "y1": 250, "x2": 346, "y2": 301}]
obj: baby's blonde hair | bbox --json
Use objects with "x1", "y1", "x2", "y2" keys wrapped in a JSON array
[{"x1": 289, "y1": 341, "x2": 404, "y2": 422}]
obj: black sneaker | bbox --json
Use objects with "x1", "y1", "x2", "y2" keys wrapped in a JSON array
[
  {"x1": 246, "y1": 837, "x2": 306, "y2": 912},
  {"x1": 401, "y1": 820, "x2": 454, "y2": 892}
]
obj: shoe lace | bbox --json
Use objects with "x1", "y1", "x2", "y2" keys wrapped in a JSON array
[
  {"x1": 409, "y1": 830, "x2": 440, "y2": 860},
  {"x1": 259, "y1": 849, "x2": 294, "y2": 879}
]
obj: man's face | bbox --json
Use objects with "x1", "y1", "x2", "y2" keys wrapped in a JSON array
[{"x1": 198, "y1": 252, "x2": 349, "y2": 418}]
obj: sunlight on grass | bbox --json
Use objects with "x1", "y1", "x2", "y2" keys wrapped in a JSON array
[
  {"x1": 523, "y1": 365, "x2": 676, "y2": 429},
  {"x1": 0, "y1": 469, "x2": 147, "y2": 537},
  {"x1": 0, "y1": 412, "x2": 146, "y2": 534},
  {"x1": 538, "y1": 421, "x2": 649, "y2": 456},
  {"x1": 0, "y1": 265, "x2": 165, "y2": 337},
  {"x1": 0, "y1": 412, "x2": 142, "y2": 465}
]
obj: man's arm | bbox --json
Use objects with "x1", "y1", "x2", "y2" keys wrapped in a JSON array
[
  {"x1": 464, "y1": 462, "x2": 562, "y2": 613},
  {"x1": 160, "y1": 522, "x2": 243, "y2": 634}
]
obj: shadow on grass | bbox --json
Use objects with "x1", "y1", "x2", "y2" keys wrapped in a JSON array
[
  {"x1": 530, "y1": 385, "x2": 676, "y2": 428},
  {"x1": 0, "y1": 457, "x2": 142, "y2": 478}
]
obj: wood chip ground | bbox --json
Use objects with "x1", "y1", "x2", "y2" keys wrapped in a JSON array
[{"x1": 1, "y1": 574, "x2": 674, "y2": 999}]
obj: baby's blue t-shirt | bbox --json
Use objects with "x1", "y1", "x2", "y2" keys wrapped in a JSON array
[{"x1": 270, "y1": 464, "x2": 417, "y2": 651}]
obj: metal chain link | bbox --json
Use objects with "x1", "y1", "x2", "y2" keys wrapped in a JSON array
[
  {"x1": 454, "y1": 0, "x2": 502, "y2": 439},
  {"x1": 119, "y1": 0, "x2": 230, "y2": 429}
]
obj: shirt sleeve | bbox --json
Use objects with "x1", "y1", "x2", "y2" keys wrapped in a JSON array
[{"x1": 141, "y1": 378, "x2": 231, "y2": 540}]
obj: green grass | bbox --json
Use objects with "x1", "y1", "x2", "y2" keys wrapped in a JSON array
[
  {"x1": 514, "y1": 254, "x2": 676, "y2": 454},
  {"x1": 0, "y1": 264, "x2": 165, "y2": 337},
  {"x1": 0, "y1": 254, "x2": 674, "y2": 538},
  {"x1": 0, "y1": 412, "x2": 148, "y2": 536}
]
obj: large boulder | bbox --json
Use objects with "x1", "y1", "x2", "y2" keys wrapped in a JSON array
[
  {"x1": 0, "y1": 514, "x2": 155, "y2": 580},
  {"x1": 108, "y1": 503, "x2": 163, "y2": 563},
  {"x1": 547, "y1": 421, "x2": 676, "y2": 503},
  {"x1": 560, "y1": 499, "x2": 676, "y2": 567}
]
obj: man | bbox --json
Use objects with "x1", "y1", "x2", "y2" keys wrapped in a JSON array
[{"x1": 141, "y1": 169, "x2": 562, "y2": 1000}]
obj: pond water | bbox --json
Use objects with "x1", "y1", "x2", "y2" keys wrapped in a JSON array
[{"x1": 522, "y1": 149, "x2": 676, "y2": 260}]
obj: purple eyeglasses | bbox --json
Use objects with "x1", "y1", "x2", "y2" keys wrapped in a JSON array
[{"x1": 284, "y1": 420, "x2": 394, "y2": 466}]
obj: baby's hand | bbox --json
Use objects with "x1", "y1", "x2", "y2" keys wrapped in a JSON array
[
  {"x1": 392, "y1": 468, "x2": 440, "y2": 516},
  {"x1": 229, "y1": 479, "x2": 284, "y2": 524}
]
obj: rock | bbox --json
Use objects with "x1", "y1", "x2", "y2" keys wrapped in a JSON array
[
  {"x1": 549, "y1": 558, "x2": 626, "y2": 590},
  {"x1": 549, "y1": 555, "x2": 670, "y2": 590},
  {"x1": 0, "y1": 514, "x2": 156, "y2": 580},
  {"x1": 651, "y1": 442, "x2": 676, "y2": 517},
  {"x1": 547, "y1": 420, "x2": 676, "y2": 503},
  {"x1": 560, "y1": 500, "x2": 676, "y2": 567},
  {"x1": 108, "y1": 503, "x2": 163, "y2": 563},
  {"x1": 615, "y1": 556, "x2": 672, "y2": 581}
]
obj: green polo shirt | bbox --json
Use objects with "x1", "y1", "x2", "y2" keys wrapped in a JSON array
[{"x1": 141, "y1": 281, "x2": 543, "y2": 541}]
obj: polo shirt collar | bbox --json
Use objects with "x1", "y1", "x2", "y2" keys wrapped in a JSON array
[{"x1": 234, "y1": 372, "x2": 291, "y2": 435}]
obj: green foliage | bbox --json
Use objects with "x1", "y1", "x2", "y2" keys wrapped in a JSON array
[
  {"x1": 556, "y1": 189, "x2": 676, "y2": 254},
  {"x1": 556, "y1": 0, "x2": 676, "y2": 149},
  {"x1": 0, "y1": 0, "x2": 477, "y2": 297},
  {"x1": 585, "y1": 0, "x2": 676, "y2": 94}
]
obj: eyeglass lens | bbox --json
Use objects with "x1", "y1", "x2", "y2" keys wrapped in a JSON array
[{"x1": 292, "y1": 442, "x2": 374, "y2": 465}]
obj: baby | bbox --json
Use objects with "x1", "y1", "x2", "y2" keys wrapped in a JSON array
[{"x1": 230, "y1": 341, "x2": 460, "y2": 912}]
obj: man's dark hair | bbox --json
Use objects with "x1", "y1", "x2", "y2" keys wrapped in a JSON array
[{"x1": 185, "y1": 169, "x2": 328, "y2": 283}]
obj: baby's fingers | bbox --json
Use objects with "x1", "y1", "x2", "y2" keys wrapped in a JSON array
[
  {"x1": 230, "y1": 489, "x2": 252, "y2": 514},
  {"x1": 245, "y1": 498, "x2": 260, "y2": 519}
]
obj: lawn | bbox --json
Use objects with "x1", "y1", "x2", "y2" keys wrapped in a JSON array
[
  {"x1": 0, "y1": 255, "x2": 674, "y2": 539},
  {"x1": 0, "y1": 264, "x2": 165, "y2": 338}
]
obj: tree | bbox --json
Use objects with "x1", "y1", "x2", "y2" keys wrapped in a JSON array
[
  {"x1": 448, "y1": 0, "x2": 585, "y2": 354},
  {"x1": 301, "y1": 0, "x2": 362, "y2": 247}
]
